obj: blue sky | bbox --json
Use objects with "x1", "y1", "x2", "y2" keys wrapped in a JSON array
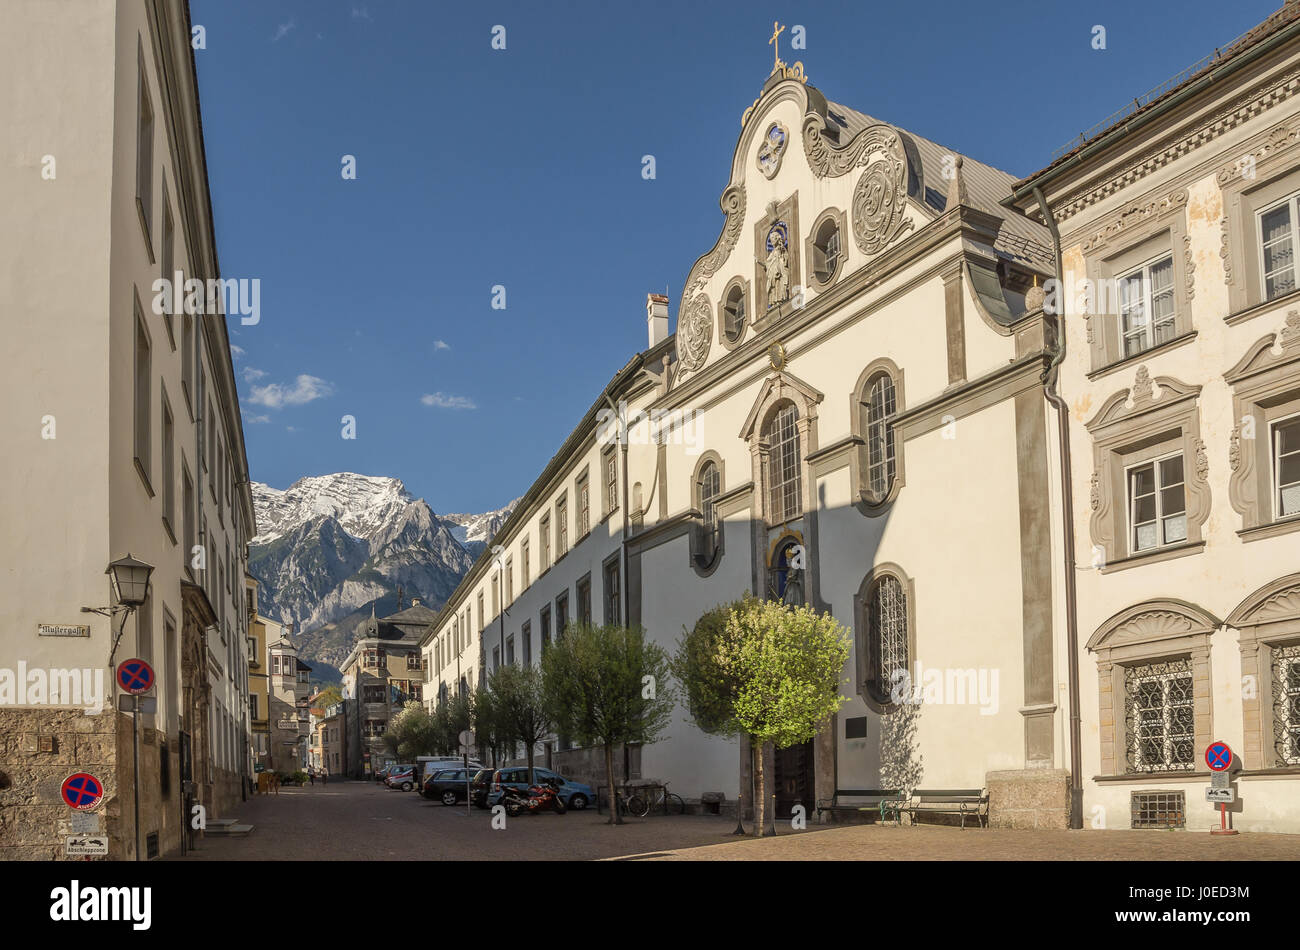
[{"x1": 194, "y1": 0, "x2": 1276, "y2": 513}]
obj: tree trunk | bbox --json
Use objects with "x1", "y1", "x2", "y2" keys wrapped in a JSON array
[
  {"x1": 605, "y1": 742, "x2": 621, "y2": 825},
  {"x1": 526, "y1": 741, "x2": 535, "y2": 786},
  {"x1": 753, "y1": 738, "x2": 768, "y2": 838}
]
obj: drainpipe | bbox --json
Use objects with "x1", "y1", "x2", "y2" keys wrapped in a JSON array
[
  {"x1": 1033, "y1": 185, "x2": 1083, "y2": 831},
  {"x1": 602, "y1": 392, "x2": 630, "y2": 629}
]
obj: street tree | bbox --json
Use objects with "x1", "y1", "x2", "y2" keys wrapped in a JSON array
[
  {"x1": 488, "y1": 664, "x2": 552, "y2": 784},
  {"x1": 727, "y1": 599, "x2": 850, "y2": 836},
  {"x1": 541, "y1": 623, "x2": 675, "y2": 825}
]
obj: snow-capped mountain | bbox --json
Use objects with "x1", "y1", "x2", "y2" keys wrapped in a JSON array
[
  {"x1": 248, "y1": 473, "x2": 517, "y2": 676},
  {"x1": 442, "y1": 497, "x2": 522, "y2": 555}
]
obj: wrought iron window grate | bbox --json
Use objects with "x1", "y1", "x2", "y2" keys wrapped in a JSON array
[
  {"x1": 1131, "y1": 791, "x2": 1185, "y2": 829},
  {"x1": 1272, "y1": 642, "x2": 1300, "y2": 766},
  {"x1": 1124, "y1": 658, "x2": 1195, "y2": 773},
  {"x1": 869, "y1": 576, "x2": 908, "y2": 702}
]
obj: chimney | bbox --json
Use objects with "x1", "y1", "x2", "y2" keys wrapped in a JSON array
[
  {"x1": 412, "y1": 598, "x2": 421, "y2": 607},
  {"x1": 646, "y1": 293, "x2": 669, "y2": 348}
]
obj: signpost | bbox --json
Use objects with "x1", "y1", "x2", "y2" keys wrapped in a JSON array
[
  {"x1": 116, "y1": 658, "x2": 155, "y2": 861},
  {"x1": 1204, "y1": 740, "x2": 1238, "y2": 836},
  {"x1": 459, "y1": 729, "x2": 475, "y2": 817}
]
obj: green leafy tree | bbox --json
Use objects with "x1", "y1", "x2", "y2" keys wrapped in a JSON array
[
  {"x1": 313, "y1": 684, "x2": 343, "y2": 709},
  {"x1": 727, "y1": 599, "x2": 850, "y2": 836},
  {"x1": 383, "y1": 700, "x2": 438, "y2": 761},
  {"x1": 471, "y1": 683, "x2": 511, "y2": 765},
  {"x1": 488, "y1": 664, "x2": 552, "y2": 784},
  {"x1": 542, "y1": 623, "x2": 676, "y2": 825},
  {"x1": 671, "y1": 596, "x2": 755, "y2": 821}
]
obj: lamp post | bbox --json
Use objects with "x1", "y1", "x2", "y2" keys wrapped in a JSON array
[{"x1": 83, "y1": 554, "x2": 154, "y2": 861}]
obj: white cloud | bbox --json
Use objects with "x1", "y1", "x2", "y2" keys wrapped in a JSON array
[
  {"x1": 230, "y1": 345, "x2": 246, "y2": 359},
  {"x1": 249, "y1": 375, "x2": 335, "y2": 409},
  {"x1": 351, "y1": 5, "x2": 372, "y2": 20},
  {"x1": 421, "y1": 392, "x2": 476, "y2": 410},
  {"x1": 272, "y1": 18, "x2": 296, "y2": 42},
  {"x1": 242, "y1": 412, "x2": 271, "y2": 424},
  {"x1": 242, "y1": 367, "x2": 267, "y2": 383},
  {"x1": 433, "y1": 340, "x2": 450, "y2": 351}
]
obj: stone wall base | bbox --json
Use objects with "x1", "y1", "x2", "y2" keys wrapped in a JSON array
[{"x1": 987, "y1": 768, "x2": 1071, "y2": 830}]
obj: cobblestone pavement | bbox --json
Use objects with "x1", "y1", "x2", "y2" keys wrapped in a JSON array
[{"x1": 175, "y1": 779, "x2": 1300, "y2": 861}]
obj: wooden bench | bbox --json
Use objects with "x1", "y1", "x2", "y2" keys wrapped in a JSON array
[
  {"x1": 888, "y1": 788, "x2": 989, "y2": 829},
  {"x1": 815, "y1": 788, "x2": 900, "y2": 822}
]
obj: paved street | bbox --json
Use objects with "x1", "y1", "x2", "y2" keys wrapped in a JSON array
[{"x1": 175, "y1": 778, "x2": 1300, "y2": 861}]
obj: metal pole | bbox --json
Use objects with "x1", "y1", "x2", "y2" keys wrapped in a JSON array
[{"x1": 132, "y1": 696, "x2": 141, "y2": 861}]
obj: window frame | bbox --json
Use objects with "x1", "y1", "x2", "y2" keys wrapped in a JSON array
[
  {"x1": 161, "y1": 386, "x2": 175, "y2": 543},
  {"x1": 716, "y1": 275, "x2": 750, "y2": 350},
  {"x1": 1124, "y1": 449, "x2": 1188, "y2": 554},
  {"x1": 1116, "y1": 252, "x2": 1178, "y2": 360},
  {"x1": 1255, "y1": 191, "x2": 1300, "y2": 303},
  {"x1": 135, "y1": 40, "x2": 155, "y2": 259},
  {"x1": 853, "y1": 564, "x2": 917, "y2": 712},
  {"x1": 763, "y1": 401, "x2": 803, "y2": 527},
  {"x1": 804, "y1": 207, "x2": 848, "y2": 291},
  {"x1": 133, "y1": 294, "x2": 153, "y2": 495},
  {"x1": 1272, "y1": 412, "x2": 1300, "y2": 521}
]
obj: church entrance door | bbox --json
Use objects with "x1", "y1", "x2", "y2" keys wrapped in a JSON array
[{"x1": 772, "y1": 739, "x2": 814, "y2": 817}]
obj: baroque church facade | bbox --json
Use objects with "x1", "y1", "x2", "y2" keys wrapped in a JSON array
[{"x1": 422, "y1": 7, "x2": 1300, "y2": 833}]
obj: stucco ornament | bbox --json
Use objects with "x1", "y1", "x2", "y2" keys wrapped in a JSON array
[
  {"x1": 757, "y1": 122, "x2": 788, "y2": 179},
  {"x1": 677, "y1": 184, "x2": 745, "y2": 334},
  {"x1": 852, "y1": 157, "x2": 912, "y2": 256},
  {"x1": 678, "y1": 294, "x2": 713, "y2": 373},
  {"x1": 762, "y1": 223, "x2": 792, "y2": 308}
]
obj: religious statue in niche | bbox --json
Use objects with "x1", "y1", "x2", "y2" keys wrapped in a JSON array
[{"x1": 760, "y1": 222, "x2": 791, "y2": 309}]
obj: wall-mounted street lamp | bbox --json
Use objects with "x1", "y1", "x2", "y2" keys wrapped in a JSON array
[{"x1": 82, "y1": 554, "x2": 155, "y2": 667}]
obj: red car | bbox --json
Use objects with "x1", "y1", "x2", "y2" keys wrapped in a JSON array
[{"x1": 384, "y1": 766, "x2": 417, "y2": 791}]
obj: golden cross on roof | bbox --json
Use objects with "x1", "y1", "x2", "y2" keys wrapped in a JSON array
[{"x1": 768, "y1": 21, "x2": 786, "y2": 72}]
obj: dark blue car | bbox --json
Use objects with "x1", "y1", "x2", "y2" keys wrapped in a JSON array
[{"x1": 487, "y1": 767, "x2": 593, "y2": 810}]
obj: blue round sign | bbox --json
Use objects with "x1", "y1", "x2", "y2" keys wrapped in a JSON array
[
  {"x1": 116, "y1": 658, "x2": 154, "y2": 695},
  {"x1": 1205, "y1": 740, "x2": 1233, "y2": 772},
  {"x1": 61, "y1": 772, "x2": 103, "y2": 811}
]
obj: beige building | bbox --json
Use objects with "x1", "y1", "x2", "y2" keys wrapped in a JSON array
[
  {"x1": 247, "y1": 576, "x2": 272, "y2": 773},
  {"x1": 0, "y1": 0, "x2": 255, "y2": 858},
  {"x1": 1009, "y1": 2, "x2": 1300, "y2": 832},
  {"x1": 340, "y1": 602, "x2": 433, "y2": 775},
  {"x1": 421, "y1": 8, "x2": 1300, "y2": 834},
  {"x1": 267, "y1": 628, "x2": 311, "y2": 774}
]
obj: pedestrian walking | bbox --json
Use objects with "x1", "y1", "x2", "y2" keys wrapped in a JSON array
[
  {"x1": 322, "y1": 768, "x2": 328, "y2": 786},
  {"x1": 309, "y1": 769, "x2": 315, "y2": 786}
]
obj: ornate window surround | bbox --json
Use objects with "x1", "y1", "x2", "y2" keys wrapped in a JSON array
[
  {"x1": 688, "y1": 450, "x2": 725, "y2": 577},
  {"x1": 1228, "y1": 573, "x2": 1300, "y2": 771},
  {"x1": 804, "y1": 206, "x2": 848, "y2": 293},
  {"x1": 1086, "y1": 367, "x2": 1211, "y2": 572},
  {"x1": 716, "y1": 275, "x2": 750, "y2": 351},
  {"x1": 739, "y1": 370, "x2": 822, "y2": 529},
  {"x1": 1226, "y1": 313, "x2": 1300, "y2": 541},
  {"x1": 852, "y1": 563, "x2": 917, "y2": 713},
  {"x1": 849, "y1": 358, "x2": 906, "y2": 513},
  {"x1": 1086, "y1": 599, "x2": 1219, "y2": 778},
  {"x1": 1221, "y1": 141, "x2": 1300, "y2": 315},
  {"x1": 1079, "y1": 193, "x2": 1195, "y2": 376}
]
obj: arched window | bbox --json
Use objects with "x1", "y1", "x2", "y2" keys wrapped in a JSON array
[
  {"x1": 697, "y1": 460, "x2": 720, "y2": 530},
  {"x1": 864, "y1": 373, "x2": 897, "y2": 500},
  {"x1": 764, "y1": 402, "x2": 802, "y2": 524},
  {"x1": 867, "y1": 574, "x2": 909, "y2": 703}
]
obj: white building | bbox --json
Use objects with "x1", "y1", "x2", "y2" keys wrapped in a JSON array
[
  {"x1": 0, "y1": 0, "x2": 255, "y2": 858},
  {"x1": 420, "y1": 8, "x2": 1300, "y2": 834}
]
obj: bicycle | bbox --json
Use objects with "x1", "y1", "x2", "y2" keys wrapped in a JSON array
[{"x1": 625, "y1": 781, "x2": 686, "y2": 818}]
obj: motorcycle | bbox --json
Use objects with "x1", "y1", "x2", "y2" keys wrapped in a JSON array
[{"x1": 500, "y1": 776, "x2": 567, "y2": 816}]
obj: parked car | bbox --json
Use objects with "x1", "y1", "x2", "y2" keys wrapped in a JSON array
[
  {"x1": 385, "y1": 765, "x2": 417, "y2": 791},
  {"x1": 419, "y1": 757, "x2": 482, "y2": 785},
  {"x1": 373, "y1": 765, "x2": 396, "y2": 782},
  {"x1": 486, "y1": 767, "x2": 594, "y2": 811},
  {"x1": 469, "y1": 768, "x2": 496, "y2": 808},
  {"x1": 423, "y1": 768, "x2": 477, "y2": 805}
]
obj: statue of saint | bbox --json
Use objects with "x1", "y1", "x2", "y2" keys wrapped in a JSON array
[{"x1": 763, "y1": 226, "x2": 790, "y2": 308}]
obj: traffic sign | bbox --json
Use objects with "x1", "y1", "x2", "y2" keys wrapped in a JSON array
[
  {"x1": 1205, "y1": 787, "x2": 1235, "y2": 803},
  {"x1": 116, "y1": 658, "x2": 154, "y2": 695},
  {"x1": 61, "y1": 772, "x2": 104, "y2": 811},
  {"x1": 66, "y1": 835, "x2": 108, "y2": 856},
  {"x1": 1205, "y1": 740, "x2": 1232, "y2": 772},
  {"x1": 1211, "y1": 770, "x2": 1230, "y2": 790},
  {"x1": 116, "y1": 695, "x2": 157, "y2": 713}
]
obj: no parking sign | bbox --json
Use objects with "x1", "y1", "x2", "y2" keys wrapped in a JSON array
[
  {"x1": 116, "y1": 658, "x2": 154, "y2": 695},
  {"x1": 61, "y1": 772, "x2": 104, "y2": 811}
]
